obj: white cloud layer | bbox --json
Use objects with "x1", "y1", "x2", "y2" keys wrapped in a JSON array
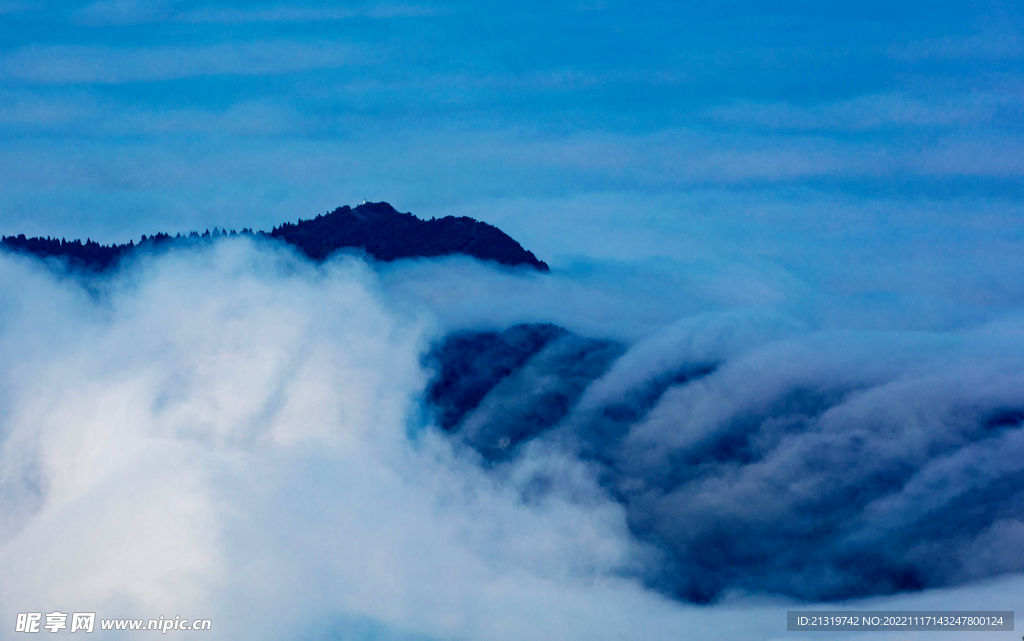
[
  {"x1": 0, "y1": 239, "x2": 1021, "y2": 640},
  {"x1": 0, "y1": 241, "x2": 661, "y2": 640}
]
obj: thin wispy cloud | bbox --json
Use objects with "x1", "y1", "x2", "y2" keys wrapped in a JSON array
[
  {"x1": 890, "y1": 25, "x2": 1024, "y2": 62},
  {"x1": 175, "y1": 3, "x2": 444, "y2": 24},
  {"x1": 704, "y1": 92, "x2": 1024, "y2": 131},
  {"x1": 0, "y1": 0, "x2": 39, "y2": 14},
  {"x1": 70, "y1": 0, "x2": 443, "y2": 26},
  {"x1": 73, "y1": 0, "x2": 177, "y2": 26},
  {"x1": 0, "y1": 41, "x2": 371, "y2": 84}
]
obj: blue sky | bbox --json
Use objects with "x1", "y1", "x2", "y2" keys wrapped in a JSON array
[{"x1": 1, "y1": 0, "x2": 1023, "y2": 325}]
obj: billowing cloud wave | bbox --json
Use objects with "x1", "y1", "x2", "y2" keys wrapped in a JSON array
[
  {"x1": 427, "y1": 317, "x2": 1024, "y2": 602},
  {"x1": 0, "y1": 238, "x2": 1022, "y2": 640}
]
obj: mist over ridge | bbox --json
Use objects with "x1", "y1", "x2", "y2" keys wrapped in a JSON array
[{"x1": 1, "y1": 226, "x2": 1021, "y2": 634}]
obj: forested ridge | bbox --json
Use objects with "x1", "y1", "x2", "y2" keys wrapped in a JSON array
[{"x1": 1, "y1": 201, "x2": 548, "y2": 272}]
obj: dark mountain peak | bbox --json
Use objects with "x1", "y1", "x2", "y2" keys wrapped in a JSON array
[
  {"x1": 270, "y1": 201, "x2": 549, "y2": 271},
  {"x1": 353, "y1": 201, "x2": 401, "y2": 218},
  {"x1": 1, "y1": 201, "x2": 549, "y2": 273}
]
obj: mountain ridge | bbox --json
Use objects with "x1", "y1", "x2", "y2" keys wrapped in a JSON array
[{"x1": 0, "y1": 201, "x2": 549, "y2": 273}]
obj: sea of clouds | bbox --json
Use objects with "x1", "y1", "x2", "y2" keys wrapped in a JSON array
[
  {"x1": 1, "y1": 2, "x2": 1023, "y2": 637},
  {"x1": 0, "y1": 237, "x2": 1021, "y2": 641}
]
